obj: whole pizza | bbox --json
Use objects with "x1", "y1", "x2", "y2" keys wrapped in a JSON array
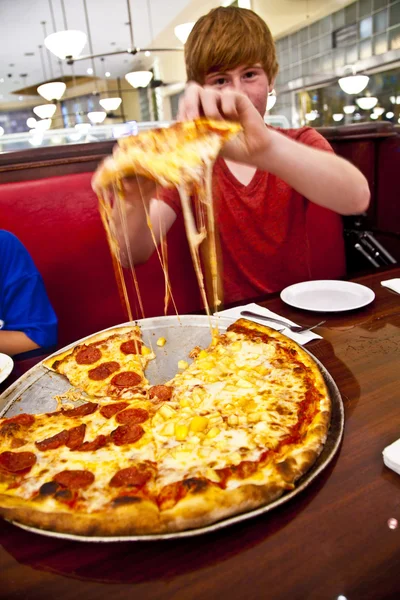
[{"x1": 0, "y1": 318, "x2": 331, "y2": 536}]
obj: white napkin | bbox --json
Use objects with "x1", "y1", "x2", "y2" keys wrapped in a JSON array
[
  {"x1": 381, "y1": 279, "x2": 400, "y2": 294},
  {"x1": 214, "y1": 302, "x2": 322, "y2": 346},
  {"x1": 383, "y1": 438, "x2": 400, "y2": 475}
]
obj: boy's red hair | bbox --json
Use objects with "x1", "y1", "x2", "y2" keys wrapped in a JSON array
[{"x1": 185, "y1": 7, "x2": 279, "y2": 84}]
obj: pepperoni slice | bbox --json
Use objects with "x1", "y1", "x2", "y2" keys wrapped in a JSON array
[
  {"x1": 66, "y1": 424, "x2": 86, "y2": 450},
  {"x1": 149, "y1": 385, "x2": 173, "y2": 401},
  {"x1": 100, "y1": 402, "x2": 129, "y2": 419},
  {"x1": 111, "y1": 424, "x2": 144, "y2": 446},
  {"x1": 120, "y1": 340, "x2": 142, "y2": 355},
  {"x1": 109, "y1": 466, "x2": 151, "y2": 488},
  {"x1": 110, "y1": 371, "x2": 141, "y2": 388},
  {"x1": 62, "y1": 402, "x2": 98, "y2": 417},
  {"x1": 5, "y1": 414, "x2": 35, "y2": 427},
  {"x1": 53, "y1": 470, "x2": 95, "y2": 490},
  {"x1": 88, "y1": 362, "x2": 120, "y2": 381},
  {"x1": 75, "y1": 346, "x2": 102, "y2": 365},
  {"x1": 116, "y1": 408, "x2": 149, "y2": 425},
  {"x1": 0, "y1": 451, "x2": 37, "y2": 473},
  {"x1": 75, "y1": 435, "x2": 108, "y2": 452},
  {"x1": 157, "y1": 481, "x2": 187, "y2": 510},
  {"x1": 35, "y1": 430, "x2": 69, "y2": 451}
]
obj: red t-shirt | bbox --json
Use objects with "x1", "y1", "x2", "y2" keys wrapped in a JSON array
[{"x1": 159, "y1": 127, "x2": 346, "y2": 304}]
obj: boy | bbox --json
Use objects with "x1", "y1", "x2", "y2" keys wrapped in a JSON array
[
  {"x1": 112, "y1": 6, "x2": 370, "y2": 303},
  {"x1": 0, "y1": 230, "x2": 57, "y2": 356}
]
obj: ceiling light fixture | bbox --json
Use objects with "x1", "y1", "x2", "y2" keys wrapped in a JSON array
[
  {"x1": 305, "y1": 110, "x2": 319, "y2": 121},
  {"x1": 87, "y1": 111, "x2": 107, "y2": 124},
  {"x1": 333, "y1": 113, "x2": 344, "y2": 122},
  {"x1": 174, "y1": 22, "x2": 195, "y2": 44},
  {"x1": 33, "y1": 103, "x2": 57, "y2": 119},
  {"x1": 356, "y1": 96, "x2": 378, "y2": 110},
  {"x1": 343, "y1": 105, "x2": 356, "y2": 114},
  {"x1": 75, "y1": 123, "x2": 91, "y2": 133},
  {"x1": 37, "y1": 81, "x2": 66, "y2": 101},
  {"x1": 26, "y1": 117, "x2": 37, "y2": 129},
  {"x1": 87, "y1": 67, "x2": 93, "y2": 75},
  {"x1": 386, "y1": 111, "x2": 394, "y2": 119},
  {"x1": 373, "y1": 107, "x2": 385, "y2": 116},
  {"x1": 338, "y1": 66, "x2": 369, "y2": 95},
  {"x1": 125, "y1": 71, "x2": 153, "y2": 88},
  {"x1": 370, "y1": 113, "x2": 379, "y2": 120},
  {"x1": 266, "y1": 90, "x2": 277, "y2": 111},
  {"x1": 99, "y1": 97, "x2": 122, "y2": 111},
  {"x1": 35, "y1": 118, "x2": 52, "y2": 131},
  {"x1": 45, "y1": 30, "x2": 87, "y2": 60}
]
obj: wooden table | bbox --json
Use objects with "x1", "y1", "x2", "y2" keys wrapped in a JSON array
[{"x1": 1, "y1": 268, "x2": 400, "y2": 600}]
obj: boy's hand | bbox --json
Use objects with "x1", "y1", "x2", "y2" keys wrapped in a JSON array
[
  {"x1": 177, "y1": 82, "x2": 271, "y2": 166},
  {"x1": 120, "y1": 176, "x2": 157, "y2": 209}
]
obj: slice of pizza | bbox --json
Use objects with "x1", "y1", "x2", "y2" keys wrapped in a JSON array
[
  {"x1": 91, "y1": 118, "x2": 242, "y2": 191},
  {"x1": 43, "y1": 326, "x2": 155, "y2": 399}
]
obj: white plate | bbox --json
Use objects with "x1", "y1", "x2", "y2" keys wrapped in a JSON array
[
  {"x1": 0, "y1": 353, "x2": 14, "y2": 384},
  {"x1": 280, "y1": 280, "x2": 375, "y2": 312}
]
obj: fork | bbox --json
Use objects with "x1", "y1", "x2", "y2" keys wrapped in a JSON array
[{"x1": 240, "y1": 310, "x2": 326, "y2": 333}]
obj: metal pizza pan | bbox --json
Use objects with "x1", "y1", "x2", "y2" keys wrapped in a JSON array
[{"x1": 0, "y1": 314, "x2": 344, "y2": 542}]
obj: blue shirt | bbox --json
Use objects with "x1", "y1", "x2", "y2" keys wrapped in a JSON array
[{"x1": 0, "y1": 230, "x2": 57, "y2": 349}]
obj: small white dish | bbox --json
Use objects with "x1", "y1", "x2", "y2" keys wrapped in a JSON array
[
  {"x1": 0, "y1": 353, "x2": 14, "y2": 384},
  {"x1": 280, "y1": 280, "x2": 375, "y2": 312}
]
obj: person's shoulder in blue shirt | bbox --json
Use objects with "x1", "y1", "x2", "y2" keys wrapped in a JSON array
[{"x1": 0, "y1": 230, "x2": 57, "y2": 356}]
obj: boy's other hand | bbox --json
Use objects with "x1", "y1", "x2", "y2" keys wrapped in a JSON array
[
  {"x1": 177, "y1": 82, "x2": 271, "y2": 166},
  {"x1": 121, "y1": 176, "x2": 157, "y2": 208}
]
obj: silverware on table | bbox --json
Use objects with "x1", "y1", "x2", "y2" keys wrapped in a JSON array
[{"x1": 240, "y1": 310, "x2": 326, "y2": 333}]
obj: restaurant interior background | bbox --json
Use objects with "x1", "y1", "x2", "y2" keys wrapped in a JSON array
[{"x1": 1, "y1": 0, "x2": 400, "y2": 151}]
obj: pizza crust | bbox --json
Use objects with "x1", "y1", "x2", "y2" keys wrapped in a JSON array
[{"x1": 43, "y1": 325, "x2": 142, "y2": 371}]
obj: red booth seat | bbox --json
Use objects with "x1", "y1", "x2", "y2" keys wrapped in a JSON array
[
  {"x1": 0, "y1": 172, "x2": 201, "y2": 347},
  {"x1": 1, "y1": 170, "x2": 346, "y2": 348}
]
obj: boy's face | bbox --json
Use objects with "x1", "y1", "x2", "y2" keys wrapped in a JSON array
[{"x1": 204, "y1": 63, "x2": 272, "y2": 117}]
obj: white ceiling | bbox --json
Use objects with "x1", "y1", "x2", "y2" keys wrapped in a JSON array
[{"x1": 0, "y1": 0, "x2": 193, "y2": 104}]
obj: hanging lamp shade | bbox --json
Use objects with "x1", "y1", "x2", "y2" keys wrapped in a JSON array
[
  {"x1": 26, "y1": 117, "x2": 37, "y2": 129},
  {"x1": 338, "y1": 74, "x2": 369, "y2": 95},
  {"x1": 33, "y1": 104, "x2": 57, "y2": 119},
  {"x1": 87, "y1": 111, "x2": 107, "y2": 124},
  {"x1": 37, "y1": 82, "x2": 66, "y2": 101},
  {"x1": 99, "y1": 97, "x2": 122, "y2": 111},
  {"x1": 343, "y1": 105, "x2": 356, "y2": 114},
  {"x1": 35, "y1": 118, "x2": 52, "y2": 131},
  {"x1": 125, "y1": 71, "x2": 153, "y2": 88},
  {"x1": 174, "y1": 22, "x2": 195, "y2": 44},
  {"x1": 356, "y1": 96, "x2": 378, "y2": 110},
  {"x1": 44, "y1": 30, "x2": 87, "y2": 59},
  {"x1": 266, "y1": 90, "x2": 277, "y2": 111}
]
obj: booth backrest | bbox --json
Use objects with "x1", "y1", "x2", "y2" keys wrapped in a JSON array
[
  {"x1": 0, "y1": 172, "x2": 201, "y2": 346},
  {"x1": 3, "y1": 121, "x2": 398, "y2": 348}
]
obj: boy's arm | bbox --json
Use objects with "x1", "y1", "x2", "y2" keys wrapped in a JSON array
[
  {"x1": 179, "y1": 83, "x2": 370, "y2": 216},
  {"x1": 0, "y1": 331, "x2": 39, "y2": 357},
  {"x1": 254, "y1": 128, "x2": 370, "y2": 216}
]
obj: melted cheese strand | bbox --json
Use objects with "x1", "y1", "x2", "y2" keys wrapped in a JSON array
[
  {"x1": 202, "y1": 163, "x2": 223, "y2": 315},
  {"x1": 98, "y1": 189, "x2": 134, "y2": 322},
  {"x1": 135, "y1": 176, "x2": 180, "y2": 318},
  {"x1": 177, "y1": 183, "x2": 213, "y2": 329},
  {"x1": 113, "y1": 181, "x2": 145, "y2": 320}
]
